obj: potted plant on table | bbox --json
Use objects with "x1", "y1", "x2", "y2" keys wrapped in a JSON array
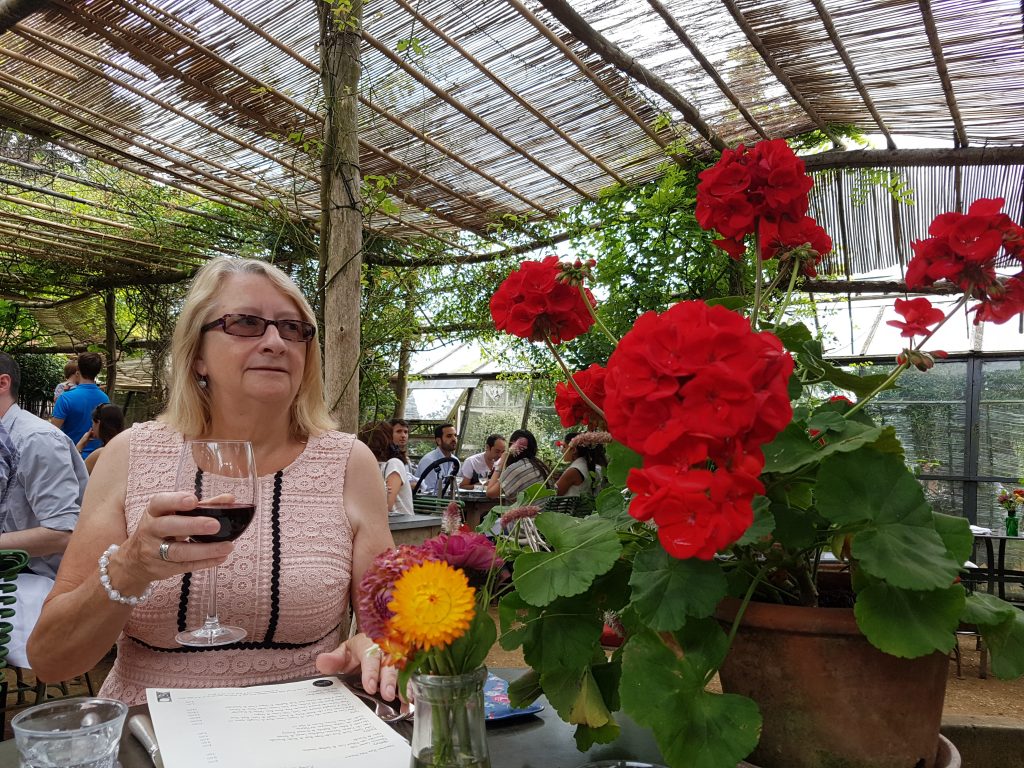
[{"x1": 487, "y1": 140, "x2": 1024, "y2": 768}]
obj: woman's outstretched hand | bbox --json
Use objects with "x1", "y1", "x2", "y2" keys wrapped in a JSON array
[{"x1": 316, "y1": 632, "x2": 399, "y2": 701}]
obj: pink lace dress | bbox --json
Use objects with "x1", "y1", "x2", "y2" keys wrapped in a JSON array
[{"x1": 98, "y1": 422, "x2": 355, "y2": 705}]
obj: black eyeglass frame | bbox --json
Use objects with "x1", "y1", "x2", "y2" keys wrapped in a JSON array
[{"x1": 200, "y1": 313, "x2": 317, "y2": 343}]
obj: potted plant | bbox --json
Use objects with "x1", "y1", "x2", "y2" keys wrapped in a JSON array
[{"x1": 487, "y1": 140, "x2": 1024, "y2": 768}]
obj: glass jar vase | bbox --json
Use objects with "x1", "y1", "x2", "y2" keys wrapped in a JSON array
[{"x1": 409, "y1": 666, "x2": 490, "y2": 768}]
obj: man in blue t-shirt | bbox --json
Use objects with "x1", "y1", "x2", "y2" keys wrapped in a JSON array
[{"x1": 51, "y1": 352, "x2": 109, "y2": 458}]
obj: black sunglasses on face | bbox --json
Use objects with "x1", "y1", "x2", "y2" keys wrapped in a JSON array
[{"x1": 201, "y1": 313, "x2": 316, "y2": 343}]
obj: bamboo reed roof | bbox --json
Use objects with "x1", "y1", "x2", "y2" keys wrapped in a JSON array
[{"x1": 0, "y1": 0, "x2": 1022, "y2": 301}]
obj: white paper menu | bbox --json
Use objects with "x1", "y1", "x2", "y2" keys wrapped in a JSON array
[{"x1": 146, "y1": 677, "x2": 410, "y2": 768}]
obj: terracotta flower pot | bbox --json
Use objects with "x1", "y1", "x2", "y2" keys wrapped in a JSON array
[{"x1": 716, "y1": 597, "x2": 952, "y2": 768}]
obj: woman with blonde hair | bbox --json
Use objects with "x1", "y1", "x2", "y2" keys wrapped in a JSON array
[{"x1": 28, "y1": 257, "x2": 399, "y2": 705}]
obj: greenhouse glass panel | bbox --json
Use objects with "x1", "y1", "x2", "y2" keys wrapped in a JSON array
[
  {"x1": 863, "y1": 361, "x2": 968, "y2": 476},
  {"x1": 977, "y1": 360, "x2": 1024, "y2": 480},
  {"x1": 921, "y1": 479, "x2": 964, "y2": 521},
  {"x1": 459, "y1": 380, "x2": 531, "y2": 457}
]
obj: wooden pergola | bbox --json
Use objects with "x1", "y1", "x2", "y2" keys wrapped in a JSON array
[{"x1": 0, "y1": 0, "x2": 1022, "y2": 423}]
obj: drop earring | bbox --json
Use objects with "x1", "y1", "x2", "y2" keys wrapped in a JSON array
[{"x1": 197, "y1": 375, "x2": 208, "y2": 389}]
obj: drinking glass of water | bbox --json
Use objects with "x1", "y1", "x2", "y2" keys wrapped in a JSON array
[{"x1": 12, "y1": 697, "x2": 128, "y2": 768}]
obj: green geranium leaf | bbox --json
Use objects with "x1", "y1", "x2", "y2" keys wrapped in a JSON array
[
  {"x1": 515, "y1": 482, "x2": 554, "y2": 506},
  {"x1": 869, "y1": 425, "x2": 906, "y2": 457},
  {"x1": 542, "y1": 666, "x2": 614, "y2": 728},
  {"x1": 446, "y1": 608, "x2": 496, "y2": 672},
  {"x1": 675, "y1": 617, "x2": 730, "y2": 677},
  {"x1": 853, "y1": 525, "x2": 961, "y2": 590},
  {"x1": 981, "y1": 610, "x2": 1024, "y2": 679},
  {"x1": 620, "y1": 630, "x2": 761, "y2": 768},
  {"x1": 763, "y1": 423, "x2": 819, "y2": 473},
  {"x1": 507, "y1": 669, "x2": 542, "y2": 707},
  {"x1": 629, "y1": 544, "x2": 729, "y2": 630},
  {"x1": 770, "y1": 502, "x2": 820, "y2": 551},
  {"x1": 513, "y1": 513, "x2": 621, "y2": 605},
  {"x1": 815, "y1": 420, "x2": 883, "y2": 460},
  {"x1": 767, "y1": 320, "x2": 813, "y2": 350},
  {"x1": 804, "y1": 352, "x2": 894, "y2": 398},
  {"x1": 574, "y1": 720, "x2": 621, "y2": 751},
  {"x1": 817, "y1": 448, "x2": 932, "y2": 527},
  {"x1": 606, "y1": 442, "x2": 643, "y2": 487},
  {"x1": 932, "y1": 512, "x2": 974, "y2": 566},
  {"x1": 736, "y1": 496, "x2": 774, "y2": 546},
  {"x1": 806, "y1": 410, "x2": 847, "y2": 435},
  {"x1": 497, "y1": 591, "x2": 540, "y2": 650},
  {"x1": 961, "y1": 592, "x2": 1018, "y2": 628},
  {"x1": 704, "y1": 295, "x2": 747, "y2": 311},
  {"x1": 518, "y1": 596, "x2": 603, "y2": 673},
  {"x1": 854, "y1": 582, "x2": 963, "y2": 657},
  {"x1": 595, "y1": 486, "x2": 630, "y2": 524}
]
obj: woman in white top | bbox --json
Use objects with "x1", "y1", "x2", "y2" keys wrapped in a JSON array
[
  {"x1": 359, "y1": 421, "x2": 414, "y2": 516},
  {"x1": 556, "y1": 431, "x2": 606, "y2": 497}
]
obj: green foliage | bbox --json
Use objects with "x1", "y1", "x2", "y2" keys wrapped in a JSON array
[{"x1": 11, "y1": 353, "x2": 63, "y2": 403}]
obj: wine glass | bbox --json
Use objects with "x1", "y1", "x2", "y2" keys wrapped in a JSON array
[{"x1": 174, "y1": 440, "x2": 258, "y2": 646}]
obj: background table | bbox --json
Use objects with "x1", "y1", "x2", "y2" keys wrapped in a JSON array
[{"x1": 0, "y1": 670, "x2": 665, "y2": 768}]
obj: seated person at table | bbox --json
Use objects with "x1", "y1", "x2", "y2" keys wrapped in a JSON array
[
  {"x1": 27, "y1": 257, "x2": 397, "y2": 706},
  {"x1": 485, "y1": 429, "x2": 550, "y2": 501},
  {"x1": 459, "y1": 433, "x2": 506, "y2": 489},
  {"x1": 360, "y1": 420, "x2": 414, "y2": 516},
  {"x1": 416, "y1": 423, "x2": 459, "y2": 496},
  {"x1": 555, "y1": 431, "x2": 606, "y2": 497},
  {"x1": 77, "y1": 402, "x2": 126, "y2": 474}
]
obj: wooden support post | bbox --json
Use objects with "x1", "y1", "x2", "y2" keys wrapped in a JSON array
[
  {"x1": 318, "y1": 0, "x2": 364, "y2": 432},
  {"x1": 103, "y1": 289, "x2": 117, "y2": 394}
]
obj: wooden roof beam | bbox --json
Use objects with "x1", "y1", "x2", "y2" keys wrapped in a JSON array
[
  {"x1": 802, "y1": 146, "x2": 1024, "y2": 170},
  {"x1": 0, "y1": 226, "x2": 176, "y2": 273},
  {"x1": 363, "y1": 29, "x2": 595, "y2": 201},
  {"x1": 533, "y1": 0, "x2": 726, "y2": 152},
  {"x1": 0, "y1": 43, "x2": 79, "y2": 80},
  {"x1": 0, "y1": 210, "x2": 203, "y2": 266},
  {"x1": 808, "y1": 0, "x2": 894, "y2": 149},
  {"x1": 917, "y1": 0, "x2": 969, "y2": 148},
  {"x1": 0, "y1": 71, "x2": 322, "y2": 212},
  {"x1": 361, "y1": 97, "x2": 553, "y2": 216},
  {"x1": 393, "y1": 0, "x2": 626, "y2": 184},
  {"x1": 506, "y1": 0, "x2": 678, "y2": 157},
  {"x1": 0, "y1": 86, "x2": 309, "y2": 216},
  {"x1": 12, "y1": 23, "x2": 149, "y2": 81},
  {"x1": 645, "y1": 0, "x2": 768, "y2": 140},
  {"x1": 7, "y1": 29, "x2": 325, "y2": 189},
  {"x1": 368, "y1": 211, "x2": 476, "y2": 256},
  {"x1": 718, "y1": 0, "x2": 843, "y2": 149}
]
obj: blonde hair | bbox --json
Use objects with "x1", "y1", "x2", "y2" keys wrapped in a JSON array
[{"x1": 160, "y1": 257, "x2": 335, "y2": 440}]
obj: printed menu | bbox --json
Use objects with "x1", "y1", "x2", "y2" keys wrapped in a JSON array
[{"x1": 147, "y1": 677, "x2": 409, "y2": 768}]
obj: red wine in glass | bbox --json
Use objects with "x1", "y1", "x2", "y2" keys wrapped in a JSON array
[
  {"x1": 174, "y1": 439, "x2": 257, "y2": 647},
  {"x1": 178, "y1": 503, "x2": 256, "y2": 543}
]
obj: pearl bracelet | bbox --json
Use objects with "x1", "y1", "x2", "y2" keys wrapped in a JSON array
[{"x1": 98, "y1": 544, "x2": 154, "y2": 606}]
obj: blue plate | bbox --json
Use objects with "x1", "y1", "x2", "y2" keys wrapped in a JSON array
[{"x1": 484, "y1": 673, "x2": 544, "y2": 722}]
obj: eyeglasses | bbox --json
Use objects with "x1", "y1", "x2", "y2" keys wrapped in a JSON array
[{"x1": 201, "y1": 314, "x2": 316, "y2": 343}]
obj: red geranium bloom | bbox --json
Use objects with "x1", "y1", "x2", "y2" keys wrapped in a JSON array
[
  {"x1": 603, "y1": 301, "x2": 793, "y2": 465},
  {"x1": 886, "y1": 297, "x2": 946, "y2": 338},
  {"x1": 490, "y1": 256, "x2": 597, "y2": 344},
  {"x1": 758, "y1": 215, "x2": 833, "y2": 276},
  {"x1": 696, "y1": 140, "x2": 815, "y2": 258},
  {"x1": 973, "y1": 275, "x2": 1024, "y2": 325},
  {"x1": 626, "y1": 464, "x2": 763, "y2": 560},
  {"x1": 554, "y1": 363, "x2": 607, "y2": 428}
]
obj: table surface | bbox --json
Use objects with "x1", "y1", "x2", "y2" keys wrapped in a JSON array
[{"x1": 0, "y1": 670, "x2": 666, "y2": 768}]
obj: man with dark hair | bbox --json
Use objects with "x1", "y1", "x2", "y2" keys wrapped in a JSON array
[
  {"x1": 51, "y1": 351, "x2": 109, "y2": 458},
  {"x1": 0, "y1": 352, "x2": 88, "y2": 578},
  {"x1": 388, "y1": 418, "x2": 410, "y2": 456},
  {"x1": 459, "y1": 433, "x2": 506, "y2": 489},
  {"x1": 415, "y1": 423, "x2": 459, "y2": 496}
]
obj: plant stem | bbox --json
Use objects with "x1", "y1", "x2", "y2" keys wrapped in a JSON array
[
  {"x1": 773, "y1": 261, "x2": 801, "y2": 325},
  {"x1": 544, "y1": 335, "x2": 606, "y2": 420},
  {"x1": 751, "y1": 231, "x2": 764, "y2": 329},
  {"x1": 846, "y1": 293, "x2": 970, "y2": 417},
  {"x1": 705, "y1": 563, "x2": 770, "y2": 686},
  {"x1": 578, "y1": 283, "x2": 618, "y2": 345}
]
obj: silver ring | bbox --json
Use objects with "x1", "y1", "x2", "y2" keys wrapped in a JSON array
[{"x1": 158, "y1": 541, "x2": 172, "y2": 562}]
